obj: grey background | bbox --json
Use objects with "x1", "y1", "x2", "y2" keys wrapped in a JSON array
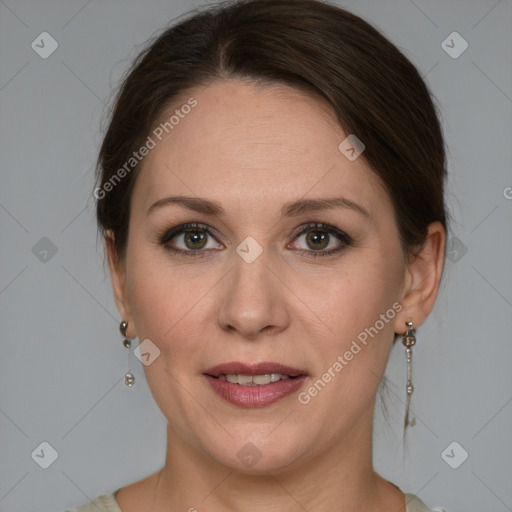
[{"x1": 0, "y1": 1, "x2": 511, "y2": 511}]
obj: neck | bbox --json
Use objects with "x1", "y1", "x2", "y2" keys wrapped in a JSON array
[{"x1": 151, "y1": 407, "x2": 402, "y2": 512}]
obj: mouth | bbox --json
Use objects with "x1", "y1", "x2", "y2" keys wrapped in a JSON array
[
  {"x1": 204, "y1": 362, "x2": 308, "y2": 407},
  {"x1": 217, "y1": 373, "x2": 294, "y2": 385}
]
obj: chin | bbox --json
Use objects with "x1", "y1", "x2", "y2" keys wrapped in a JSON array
[{"x1": 200, "y1": 431, "x2": 309, "y2": 475}]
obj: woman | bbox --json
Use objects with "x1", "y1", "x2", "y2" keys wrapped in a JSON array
[{"x1": 71, "y1": 0, "x2": 449, "y2": 510}]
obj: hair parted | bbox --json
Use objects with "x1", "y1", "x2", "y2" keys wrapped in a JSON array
[{"x1": 95, "y1": 0, "x2": 449, "y2": 260}]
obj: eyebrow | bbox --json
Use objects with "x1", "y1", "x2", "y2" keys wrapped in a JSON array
[{"x1": 147, "y1": 195, "x2": 369, "y2": 218}]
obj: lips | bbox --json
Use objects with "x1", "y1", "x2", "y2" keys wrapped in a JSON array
[
  {"x1": 204, "y1": 362, "x2": 307, "y2": 378},
  {"x1": 204, "y1": 362, "x2": 308, "y2": 407}
]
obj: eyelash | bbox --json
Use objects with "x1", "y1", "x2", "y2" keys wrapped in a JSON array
[{"x1": 158, "y1": 222, "x2": 353, "y2": 259}]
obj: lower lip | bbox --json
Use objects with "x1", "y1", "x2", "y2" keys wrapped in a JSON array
[{"x1": 204, "y1": 375, "x2": 307, "y2": 407}]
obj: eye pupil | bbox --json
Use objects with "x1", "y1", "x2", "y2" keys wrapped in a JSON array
[
  {"x1": 185, "y1": 230, "x2": 207, "y2": 249},
  {"x1": 306, "y1": 230, "x2": 329, "y2": 250}
]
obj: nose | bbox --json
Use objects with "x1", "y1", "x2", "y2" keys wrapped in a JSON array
[{"x1": 216, "y1": 250, "x2": 291, "y2": 339}]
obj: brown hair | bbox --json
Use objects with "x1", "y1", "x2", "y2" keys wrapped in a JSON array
[{"x1": 95, "y1": 0, "x2": 449, "y2": 260}]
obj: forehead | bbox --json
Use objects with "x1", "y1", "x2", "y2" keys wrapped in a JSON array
[{"x1": 132, "y1": 80, "x2": 388, "y2": 217}]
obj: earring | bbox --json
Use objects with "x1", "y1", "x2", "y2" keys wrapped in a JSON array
[
  {"x1": 402, "y1": 321, "x2": 416, "y2": 429},
  {"x1": 120, "y1": 320, "x2": 135, "y2": 387}
]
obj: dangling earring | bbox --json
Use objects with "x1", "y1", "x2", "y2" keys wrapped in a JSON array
[
  {"x1": 120, "y1": 320, "x2": 135, "y2": 387},
  {"x1": 402, "y1": 321, "x2": 416, "y2": 429}
]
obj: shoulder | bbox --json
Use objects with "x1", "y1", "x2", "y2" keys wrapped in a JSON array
[
  {"x1": 405, "y1": 492, "x2": 448, "y2": 512},
  {"x1": 65, "y1": 489, "x2": 122, "y2": 512}
]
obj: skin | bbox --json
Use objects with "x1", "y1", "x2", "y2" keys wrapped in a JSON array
[{"x1": 107, "y1": 80, "x2": 446, "y2": 512}]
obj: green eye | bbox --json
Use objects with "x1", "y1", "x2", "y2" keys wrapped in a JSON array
[
  {"x1": 160, "y1": 223, "x2": 223, "y2": 257},
  {"x1": 304, "y1": 230, "x2": 330, "y2": 250},
  {"x1": 290, "y1": 223, "x2": 353, "y2": 258},
  {"x1": 183, "y1": 230, "x2": 208, "y2": 249}
]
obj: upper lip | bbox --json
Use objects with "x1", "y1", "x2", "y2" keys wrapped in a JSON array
[{"x1": 204, "y1": 362, "x2": 307, "y2": 377}]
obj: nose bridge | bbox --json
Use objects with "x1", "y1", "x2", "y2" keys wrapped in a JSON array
[{"x1": 216, "y1": 240, "x2": 289, "y2": 337}]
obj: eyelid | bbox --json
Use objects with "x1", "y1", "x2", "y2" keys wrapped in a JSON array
[
  {"x1": 290, "y1": 222, "x2": 352, "y2": 244},
  {"x1": 159, "y1": 222, "x2": 223, "y2": 245}
]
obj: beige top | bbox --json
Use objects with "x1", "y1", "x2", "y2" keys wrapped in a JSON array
[{"x1": 66, "y1": 488, "x2": 448, "y2": 512}]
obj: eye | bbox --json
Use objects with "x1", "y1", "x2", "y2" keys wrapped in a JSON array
[
  {"x1": 159, "y1": 223, "x2": 223, "y2": 256},
  {"x1": 288, "y1": 223, "x2": 352, "y2": 258}
]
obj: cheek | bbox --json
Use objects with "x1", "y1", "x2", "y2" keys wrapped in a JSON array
[
  {"x1": 302, "y1": 249, "x2": 405, "y2": 388},
  {"x1": 302, "y1": 253, "x2": 402, "y2": 339},
  {"x1": 124, "y1": 251, "x2": 209, "y2": 418},
  {"x1": 125, "y1": 245, "x2": 216, "y2": 361},
  {"x1": 124, "y1": 241, "x2": 175, "y2": 342}
]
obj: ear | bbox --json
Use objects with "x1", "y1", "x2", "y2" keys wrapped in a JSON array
[
  {"x1": 394, "y1": 221, "x2": 446, "y2": 334},
  {"x1": 105, "y1": 230, "x2": 137, "y2": 339}
]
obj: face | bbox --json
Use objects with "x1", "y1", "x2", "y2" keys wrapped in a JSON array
[{"x1": 111, "y1": 80, "x2": 411, "y2": 473}]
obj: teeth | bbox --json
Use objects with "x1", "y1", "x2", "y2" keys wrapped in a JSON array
[
  {"x1": 238, "y1": 374, "x2": 253, "y2": 385},
  {"x1": 218, "y1": 373, "x2": 292, "y2": 385},
  {"x1": 253, "y1": 374, "x2": 272, "y2": 385}
]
